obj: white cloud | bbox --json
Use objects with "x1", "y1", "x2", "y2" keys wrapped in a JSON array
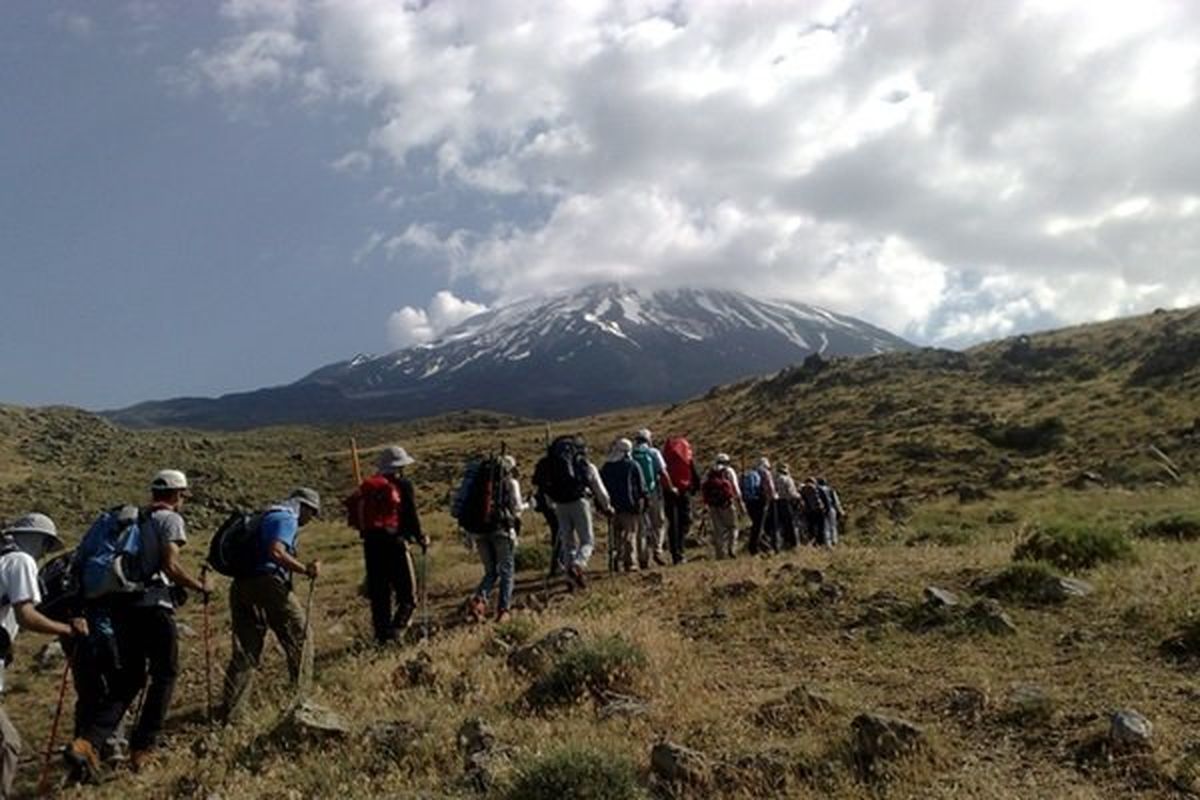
[
  {"x1": 189, "y1": 0, "x2": 1200, "y2": 344},
  {"x1": 330, "y1": 150, "x2": 372, "y2": 174},
  {"x1": 386, "y1": 290, "x2": 488, "y2": 348}
]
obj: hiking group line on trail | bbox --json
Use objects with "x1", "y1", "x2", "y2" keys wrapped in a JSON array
[{"x1": 0, "y1": 427, "x2": 844, "y2": 797}]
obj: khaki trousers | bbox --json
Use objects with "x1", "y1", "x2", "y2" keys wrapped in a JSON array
[
  {"x1": 709, "y1": 505, "x2": 738, "y2": 559},
  {"x1": 221, "y1": 574, "x2": 308, "y2": 722}
]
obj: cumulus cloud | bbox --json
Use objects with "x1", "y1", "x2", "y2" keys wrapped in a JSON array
[
  {"x1": 190, "y1": 0, "x2": 1200, "y2": 343},
  {"x1": 386, "y1": 290, "x2": 488, "y2": 348}
]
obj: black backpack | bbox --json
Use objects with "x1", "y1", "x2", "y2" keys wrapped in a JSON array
[
  {"x1": 206, "y1": 511, "x2": 264, "y2": 578},
  {"x1": 454, "y1": 457, "x2": 508, "y2": 534},
  {"x1": 799, "y1": 483, "x2": 826, "y2": 514},
  {"x1": 36, "y1": 551, "x2": 80, "y2": 623},
  {"x1": 544, "y1": 436, "x2": 591, "y2": 503}
]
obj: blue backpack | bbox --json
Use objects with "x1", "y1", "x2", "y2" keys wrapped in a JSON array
[
  {"x1": 740, "y1": 470, "x2": 763, "y2": 502},
  {"x1": 632, "y1": 447, "x2": 658, "y2": 493},
  {"x1": 76, "y1": 505, "x2": 149, "y2": 599}
]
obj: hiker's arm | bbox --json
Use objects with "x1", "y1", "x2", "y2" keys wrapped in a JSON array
[
  {"x1": 268, "y1": 539, "x2": 320, "y2": 579},
  {"x1": 14, "y1": 601, "x2": 78, "y2": 639},
  {"x1": 399, "y1": 480, "x2": 429, "y2": 547},
  {"x1": 161, "y1": 542, "x2": 209, "y2": 593}
]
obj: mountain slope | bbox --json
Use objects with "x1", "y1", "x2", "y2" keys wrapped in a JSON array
[{"x1": 104, "y1": 284, "x2": 911, "y2": 430}]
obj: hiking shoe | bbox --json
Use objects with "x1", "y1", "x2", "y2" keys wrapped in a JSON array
[
  {"x1": 65, "y1": 738, "x2": 101, "y2": 783},
  {"x1": 569, "y1": 564, "x2": 588, "y2": 589},
  {"x1": 467, "y1": 596, "x2": 487, "y2": 623},
  {"x1": 495, "y1": 609, "x2": 512, "y2": 624},
  {"x1": 129, "y1": 748, "x2": 154, "y2": 773}
]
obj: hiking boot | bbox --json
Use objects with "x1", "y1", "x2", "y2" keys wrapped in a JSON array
[
  {"x1": 569, "y1": 564, "x2": 588, "y2": 589},
  {"x1": 495, "y1": 609, "x2": 511, "y2": 624},
  {"x1": 65, "y1": 738, "x2": 101, "y2": 784},
  {"x1": 129, "y1": 748, "x2": 154, "y2": 773},
  {"x1": 467, "y1": 596, "x2": 487, "y2": 623}
]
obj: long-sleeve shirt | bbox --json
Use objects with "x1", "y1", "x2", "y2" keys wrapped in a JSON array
[
  {"x1": 586, "y1": 462, "x2": 613, "y2": 514},
  {"x1": 776, "y1": 474, "x2": 800, "y2": 500}
]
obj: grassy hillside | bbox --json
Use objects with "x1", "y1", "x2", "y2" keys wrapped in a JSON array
[{"x1": 2, "y1": 305, "x2": 1199, "y2": 798}]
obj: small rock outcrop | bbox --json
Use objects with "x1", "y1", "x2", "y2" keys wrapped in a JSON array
[
  {"x1": 272, "y1": 701, "x2": 351, "y2": 746},
  {"x1": 650, "y1": 741, "x2": 713, "y2": 789},
  {"x1": 507, "y1": 627, "x2": 581, "y2": 676},
  {"x1": 851, "y1": 713, "x2": 928, "y2": 770}
]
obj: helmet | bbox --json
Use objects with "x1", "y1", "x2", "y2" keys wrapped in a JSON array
[{"x1": 150, "y1": 469, "x2": 189, "y2": 491}]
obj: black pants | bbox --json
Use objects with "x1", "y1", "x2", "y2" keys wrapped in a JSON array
[
  {"x1": 775, "y1": 499, "x2": 799, "y2": 549},
  {"x1": 746, "y1": 499, "x2": 779, "y2": 554},
  {"x1": 805, "y1": 510, "x2": 827, "y2": 544},
  {"x1": 84, "y1": 606, "x2": 178, "y2": 753},
  {"x1": 362, "y1": 530, "x2": 417, "y2": 643},
  {"x1": 664, "y1": 491, "x2": 692, "y2": 563},
  {"x1": 541, "y1": 507, "x2": 560, "y2": 576}
]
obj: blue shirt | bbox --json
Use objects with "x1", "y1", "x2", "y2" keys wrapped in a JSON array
[{"x1": 256, "y1": 506, "x2": 299, "y2": 581}]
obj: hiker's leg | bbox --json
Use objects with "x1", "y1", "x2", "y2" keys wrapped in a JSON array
[
  {"x1": 574, "y1": 501, "x2": 595, "y2": 568},
  {"x1": 129, "y1": 608, "x2": 178, "y2": 753},
  {"x1": 392, "y1": 537, "x2": 417, "y2": 631},
  {"x1": 495, "y1": 535, "x2": 516, "y2": 611},
  {"x1": 543, "y1": 506, "x2": 560, "y2": 576},
  {"x1": 83, "y1": 606, "x2": 146, "y2": 749},
  {"x1": 261, "y1": 577, "x2": 307, "y2": 685},
  {"x1": 648, "y1": 492, "x2": 667, "y2": 558},
  {"x1": 362, "y1": 531, "x2": 394, "y2": 642},
  {"x1": 0, "y1": 706, "x2": 21, "y2": 800},
  {"x1": 664, "y1": 492, "x2": 683, "y2": 563},
  {"x1": 475, "y1": 534, "x2": 499, "y2": 602},
  {"x1": 677, "y1": 494, "x2": 692, "y2": 558},
  {"x1": 615, "y1": 512, "x2": 637, "y2": 570},
  {"x1": 555, "y1": 505, "x2": 575, "y2": 571},
  {"x1": 221, "y1": 578, "x2": 269, "y2": 721}
]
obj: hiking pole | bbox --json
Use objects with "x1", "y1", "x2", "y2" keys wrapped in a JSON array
[
  {"x1": 420, "y1": 545, "x2": 430, "y2": 644},
  {"x1": 37, "y1": 657, "x2": 71, "y2": 795},
  {"x1": 201, "y1": 566, "x2": 213, "y2": 726},
  {"x1": 298, "y1": 574, "x2": 317, "y2": 697},
  {"x1": 607, "y1": 515, "x2": 615, "y2": 574},
  {"x1": 350, "y1": 437, "x2": 363, "y2": 485}
]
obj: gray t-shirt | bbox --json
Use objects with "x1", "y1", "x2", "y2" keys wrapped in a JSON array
[{"x1": 136, "y1": 507, "x2": 187, "y2": 609}]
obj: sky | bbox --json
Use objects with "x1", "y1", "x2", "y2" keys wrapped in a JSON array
[{"x1": 2, "y1": 1, "x2": 1199, "y2": 409}]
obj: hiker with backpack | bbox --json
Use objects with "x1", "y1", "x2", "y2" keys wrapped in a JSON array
[
  {"x1": 817, "y1": 477, "x2": 846, "y2": 547},
  {"x1": 632, "y1": 430, "x2": 674, "y2": 567},
  {"x1": 0, "y1": 514, "x2": 86, "y2": 800},
  {"x1": 701, "y1": 455, "x2": 745, "y2": 559},
  {"x1": 347, "y1": 446, "x2": 428, "y2": 645},
  {"x1": 799, "y1": 477, "x2": 830, "y2": 547},
  {"x1": 219, "y1": 488, "x2": 322, "y2": 723},
  {"x1": 542, "y1": 435, "x2": 612, "y2": 589},
  {"x1": 68, "y1": 469, "x2": 210, "y2": 777},
  {"x1": 742, "y1": 457, "x2": 778, "y2": 555},
  {"x1": 774, "y1": 464, "x2": 801, "y2": 550},
  {"x1": 463, "y1": 455, "x2": 526, "y2": 624},
  {"x1": 530, "y1": 454, "x2": 561, "y2": 577},
  {"x1": 599, "y1": 439, "x2": 648, "y2": 572},
  {"x1": 662, "y1": 436, "x2": 700, "y2": 566}
]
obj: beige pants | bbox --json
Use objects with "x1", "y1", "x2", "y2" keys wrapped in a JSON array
[
  {"x1": 643, "y1": 491, "x2": 667, "y2": 559},
  {"x1": 221, "y1": 574, "x2": 309, "y2": 722},
  {"x1": 612, "y1": 512, "x2": 641, "y2": 571},
  {"x1": 0, "y1": 705, "x2": 20, "y2": 800},
  {"x1": 709, "y1": 505, "x2": 738, "y2": 559}
]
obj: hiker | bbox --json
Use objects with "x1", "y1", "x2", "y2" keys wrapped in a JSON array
[
  {"x1": 219, "y1": 488, "x2": 322, "y2": 723},
  {"x1": 701, "y1": 455, "x2": 745, "y2": 559},
  {"x1": 662, "y1": 436, "x2": 700, "y2": 565},
  {"x1": 0, "y1": 514, "x2": 85, "y2": 800},
  {"x1": 68, "y1": 469, "x2": 210, "y2": 777},
  {"x1": 599, "y1": 439, "x2": 648, "y2": 572},
  {"x1": 542, "y1": 435, "x2": 612, "y2": 589},
  {"x1": 466, "y1": 456, "x2": 525, "y2": 624},
  {"x1": 774, "y1": 465, "x2": 801, "y2": 549},
  {"x1": 799, "y1": 477, "x2": 830, "y2": 547},
  {"x1": 817, "y1": 477, "x2": 846, "y2": 547},
  {"x1": 743, "y1": 458, "x2": 778, "y2": 555},
  {"x1": 349, "y1": 446, "x2": 428, "y2": 645},
  {"x1": 530, "y1": 453, "x2": 561, "y2": 577},
  {"x1": 632, "y1": 430, "x2": 674, "y2": 567}
]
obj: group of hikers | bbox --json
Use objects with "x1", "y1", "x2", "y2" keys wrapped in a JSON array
[
  {"x1": 0, "y1": 434, "x2": 841, "y2": 795},
  {"x1": 455, "y1": 428, "x2": 845, "y2": 623}
]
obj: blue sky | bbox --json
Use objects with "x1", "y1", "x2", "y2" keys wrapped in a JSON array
[{"x1": 3, "y1": 1, "x2": 1198, "y2": 409}]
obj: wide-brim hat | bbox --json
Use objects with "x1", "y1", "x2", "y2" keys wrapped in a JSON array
[
  {"x1": 377, "y1": 445, "x2": 416, "y2": 473},
  {"x1": 289, "y1": 487, "x2": 321, "y2": 516},
  {"x1": 2, "y1": 513, "x2": 64, "y2": 552}
]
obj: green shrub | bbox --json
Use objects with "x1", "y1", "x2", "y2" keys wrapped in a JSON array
[
  {"x1": 514, "y1": 543, "x2": 552, "y2": 573},
  {"x1": 977, "y1": 417, "x2": 1066, "y2": 452},
  {"x1": 494, "y1": 616, "x2": 538, "y2": 647},
  {"x1": 1134, "y1": 513, "x2": 1200, "y2": 541},
  {"x1": 526, "y1": 636, "x2": 647, "y2": 709},
  {"x1": 975, "y1": 562, "x2": 1061, "y2": 605},
  {"x1": 506, "y1": 747, "x2": 645, "y2": 800},
  {"x1": 1013, "y1": 522, "x2": 1133, "y2": 571}
]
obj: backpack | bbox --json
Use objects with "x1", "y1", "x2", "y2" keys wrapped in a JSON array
[
  {"x1": 206, "y1": 511, "x2": 265, "y2": 578},
  {"x1": 544, "y1": 436, "x2": 591, "y2": 503},
  {"x1": 453, "y1": 457, "x2": 507, "y2": 533},
  {"x1": 632, "y1": 447, "x2": 658, "y2": 494},
  {"x1": 76, "y1": 505, "x2": 149, "y2": 599},
  {"x1": 662, "y1": 437, "x2": 694, "y2": 491},
  {"x1": 35, "y1": 551, "x2": 79, "y2": 623},
  {"x1": 800, "y1": 483, "x2": 826, "y2": 514},
  {"x1": 740, "y1": 470, "x2": 762, "y2": 502},
  {"x1": 600, "y1": 459, "x2": 643, "y2": 515},
  {"x1": 701, "y1": 469, "x2": 736, "y2": 508},
  {"x1": 345, "y1": 475, "x2": 401, "y2": 532}
]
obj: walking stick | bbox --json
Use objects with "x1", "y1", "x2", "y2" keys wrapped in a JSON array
[
  {"x1": 298, "y1": 574, "x2": 317, "y2": 697},
  {"x1": 607, "y1": 515, "x2": 616, "y2": 574},
  {"x1": 420, "y1": 545, "x2": 430, "y2": 644},
  {"x1": 350, "y1": 437, "x2": 363, "y2": 485},
  {"x1": 201, "y1": 566, "x2": 213, "y2": 726},
  {"x1": 37, "y1": 657, "x2": 71, "y2": 795}
]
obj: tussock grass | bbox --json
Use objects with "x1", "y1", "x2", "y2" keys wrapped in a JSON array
[
  {"x1": 514, "y1": 541, "x2": 553, "y2": 572},
  {"x1": 1013, "y1": 522, "x2": 1134, "y2": 572},
  {"x1": 526, "y1": 635, "x2": 647, "y2": 710},
  {"x1": 506, "y1": 747, "x2": 645, "y2": 800},
  {"x1": 1133, "y1": 512, "x2": 1200, "y2": 541}
]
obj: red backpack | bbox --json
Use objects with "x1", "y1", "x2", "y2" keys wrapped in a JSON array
[
  {"x1": 701, "y1": 468, "x2": 736, "y2": 508},
  {"x1": 344, "y1": 475, "x2": 402, "y2": 532},
  {"x1": 662, "y1": 437, "x2": 694, "y2": 491}
]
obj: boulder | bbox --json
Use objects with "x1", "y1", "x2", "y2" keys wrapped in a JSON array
[
  {"x1": 1046, "y1": 577, "x2": 1094, "y2": 602},
  {"x1": 966, "y1": 600, "x2": 1018, "y2": 636},
  {"x1": 650, "y1": 741, "x2": 712, "y2": 788},
  {"x1": 506, "y1": 627, "x2": 581, "y2": 676},
  {"x1": 851, "y1": 713, "x2": 928, "y2": 764},
  {"x1": 273, "y1": 701, "x2": 351, "y2": 746},
  {"x1": 1109, "y1": 709, "x2": 1153, "y2": 750},
  {"x1": 756, "y1": 686, "x2": 839, "y2": 730},
  {"x1": 597, "y1": 691, "x2": 651, "y2": 720},
  {"x1": 923, "y1": 586, "x2": 960, "y2": 608}
]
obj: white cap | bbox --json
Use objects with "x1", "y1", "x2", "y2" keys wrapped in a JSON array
[
  {"x1": 150, "y1": 469, "x2": 189, "y2": 491},
  {"x1": 635, "y1": 428, "x2": 652, "y2": 443},
  {"x1": 499, "y1": 455, "x2": 517, "y2": 473},
  {"x1": 715, "y1": 453, "x2": 731, "y2": 465},
  {"x1": 616, "y1": 438, "x2": 633, "y2": 455}
]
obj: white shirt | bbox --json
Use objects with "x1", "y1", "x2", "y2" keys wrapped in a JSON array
[{"x1": 0, "y1": 550, "x2": 41, "y2": 692}]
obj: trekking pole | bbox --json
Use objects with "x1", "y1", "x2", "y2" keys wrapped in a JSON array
[
  {"x1": 350, "y1": 437, "x2": 363, "y2": 485},
  {"x1": 420, "y1": 545, "x2": 430, "y2": 643},
  {"x1": 607, "y1": 516, "x2": 615, "y2": 574},
  {"x1": 201, "y1": 566, "x2": 213, "y2": 726},
  {"x1": 298, "y1": 574, "x2": 317, "y2": 697},
  {"x1": 37, "y1": 657, "x2": 72, "y2": 795}
]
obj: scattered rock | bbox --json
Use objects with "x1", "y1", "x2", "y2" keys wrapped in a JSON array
[
  {"x1": 712, "y1": 579, "x2": 760, "y2": 599},
  {"x1": 965, "y1": 600, "x2": 1018, "y2": 636},
  {"x1": 506, "y1": 627, "x2": 581, "y2": 676},
  {"x1": 392, "y1": 651, "x2": 438, "y2": 689},
  {"x1": 35, "y1": 640, "x2": 65, "y2": 670},
  {"x1": 947, "y1": 686, "x2": 988, "y2": 724},
  {"x1": 755, "y1": 686, "x2": 838, "y2": 730},
  {"x1": 272, "y1": 701, "x2": 351, "y2": 746},
  {"x1": 851, "y1": 713, "x2": 928, "y2": 767},
  {"x1": 924, "y1": 586, "x2": 960, "y2": 608},
  {"x1": 457, "y1": 717, "x2": 501, "y2": 792},
  {"x1": 596, "y1": 691, "x2": 651, "y2": 720},
  {"x1": 1066, "y1": 471, "x2": 1106, "y2": 490},
  {"x1": 1046, "y1": 577, "x2": 1094, "y2": 602},
  {"x1": 365, "y1": 720, "x2": 422, "y2": 763},
  {"x1": 1110, "y1": 709, "x2": 1153, "y2": 750},
  {"x1": 650, "y1": 741, "x2": 713, "y2": 788},
  {"x1": 1006, "y1": 684, "x2": 1056, "y2": 726}
]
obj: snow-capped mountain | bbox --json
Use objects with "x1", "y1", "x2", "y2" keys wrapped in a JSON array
[{"x1": 106, "y1": 285, "x2": 912, "y2": 429}]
